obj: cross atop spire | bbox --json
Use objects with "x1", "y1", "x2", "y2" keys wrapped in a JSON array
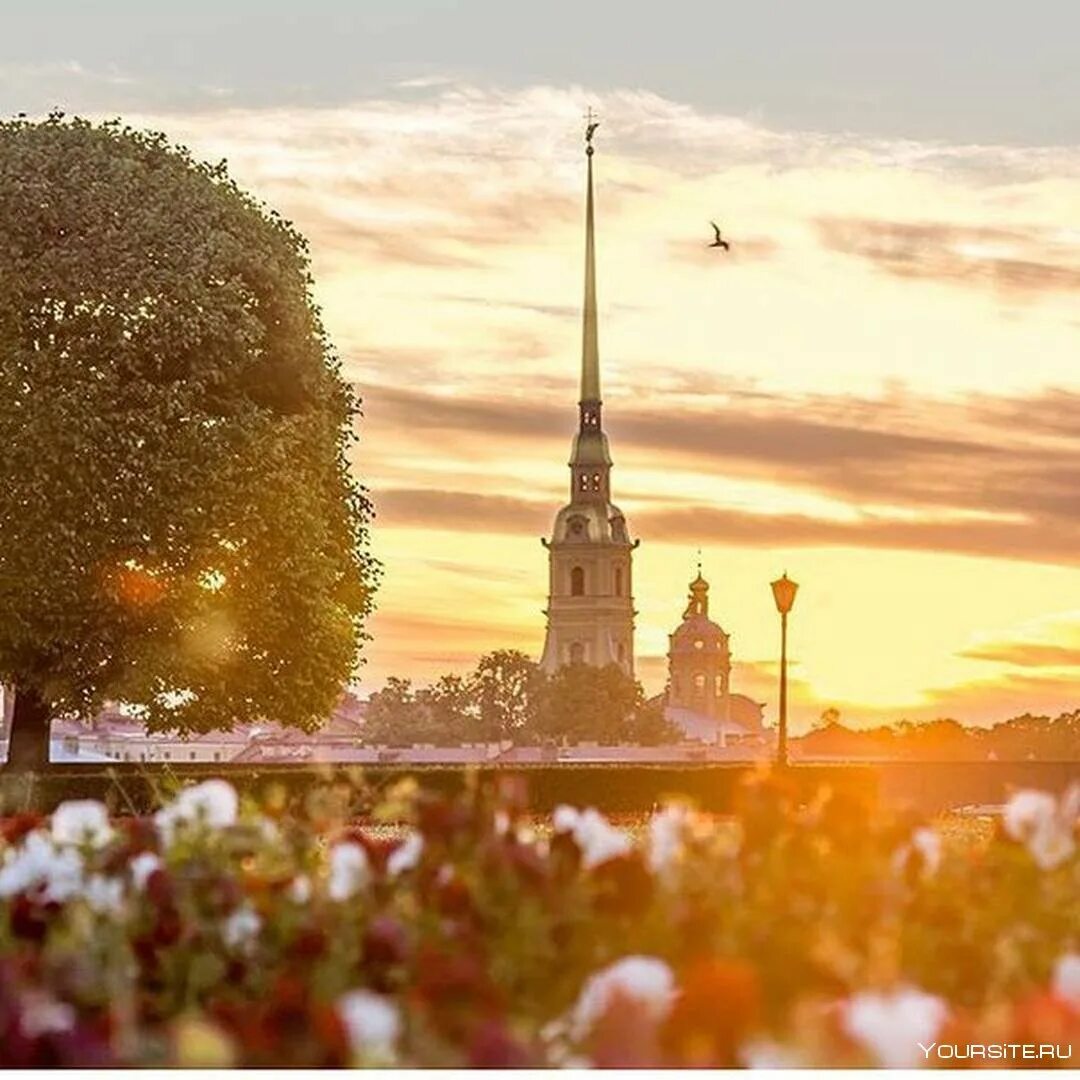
[{"x1": 584, "y1": 106, "x2": 600, "y2": 156}]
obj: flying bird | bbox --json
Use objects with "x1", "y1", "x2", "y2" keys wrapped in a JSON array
[{"x1": 709, "y1": 222, "x2": 730, "y2": 251}]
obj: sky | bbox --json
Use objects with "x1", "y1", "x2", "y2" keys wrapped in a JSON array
[{"x1": 4, "y1": 3, "x2": 1079, "y2": 731}]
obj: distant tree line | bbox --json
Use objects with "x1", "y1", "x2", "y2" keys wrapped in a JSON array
[
  {"x1": 361, "y1": 650, "x2": 679, "y2": 747},
  {"x1": 795, "y1": 711, "x2": 1080, "y2": 761}
]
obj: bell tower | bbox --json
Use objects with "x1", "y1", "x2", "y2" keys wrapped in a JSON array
[
  {"x1": 539, "y1": 115, "x2": 637, "y2": 676},
  {"x1": 667, "y1": 566, "x2": 732, "y2": 718}
]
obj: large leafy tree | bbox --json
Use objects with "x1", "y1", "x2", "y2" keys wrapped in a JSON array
[
  {"x1": 470, "y1": 649, "x2": 542, "y2": 741},
  {"x1": 535, "y1": 662, "x2": 673, "y2": 745},
  {"x1": 0, "y1": 115, "x2": 377, "y2": 771}
]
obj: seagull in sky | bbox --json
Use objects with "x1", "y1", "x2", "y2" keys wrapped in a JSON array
[{"x1": 709, "y1": 222, "x2": 731, "y2": 251}]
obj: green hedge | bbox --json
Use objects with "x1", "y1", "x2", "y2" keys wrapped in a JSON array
[{"x1": 2, "y1": 759, "x2": 1076, "y2": 816}]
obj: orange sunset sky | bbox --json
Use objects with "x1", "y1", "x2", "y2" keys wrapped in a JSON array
[{"x1": 7, "y1": 5, "x2": 1080, "y2": 732}]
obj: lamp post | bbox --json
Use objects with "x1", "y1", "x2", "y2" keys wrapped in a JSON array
[{"x1": 770, "y1": 572, "x2": 798, "y2": 768}]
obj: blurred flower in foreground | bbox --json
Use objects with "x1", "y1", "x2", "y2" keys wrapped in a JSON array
[
  {"x1": 173, "y1": 1013, "x2": 237, "y2": 1068},
  {"x1": 155, "y1": 779, "x2": 239, "y2": 843},
  {"x1": 842, "y1": 986, "x2": 947, "y2": 1068},
  {"x1": 1053, "y1": 953, "x2": 1080, "y2": 1010},
  {"x1": 0, "y1": 832, "x2": 83, "y2": 902},
  {"x1": 51, "y1": 800, "x2": 113, "y2": 849},
  {"x1": 328, "y1": 841, "x2": 370, "y2": 901},
  {"x1": 386, "y1": 831, "x2": 424, "y2": 877},
  {"x1": 553, "y1": 805, "x2": 632, "y2": 869},
  {"x1": 1003, "y1": 786, "x2": 1078, "y2": 870},
  {"x1": 337, "y1": 989, "x2": 402, "y2": 1065},
  {"x1": 892, "y1": 825, "x2": 942, "y2": 879},
  {"x1": 129, "y1": 852, "x2": 162, "y2": 892},
  {"x1": 662, "y1": 956, "x2": 762, "y2": 1067},
  {"x1": 570, "y1": 955, "x2": 675, "y2": 1041},
  {"x1": 222, "y1": 904, "x2": 261, "y2": 952}
]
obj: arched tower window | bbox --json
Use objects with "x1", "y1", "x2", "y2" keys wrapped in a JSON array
[
  {"x1": 569, "y1": 642, "x2": 585, "y2": 664},
  {"x1": 614, "y1": 567, "x2": 623, "y2": 596},
  {"x1": 617, "y1": 642, "x2": 626, "y2": 665},
  {"x1": 570, "y1": 566, "x2": 585, "y2": 596}
]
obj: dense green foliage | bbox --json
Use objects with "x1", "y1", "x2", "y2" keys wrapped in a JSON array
[
  {"x1": 0, "y1": 114, "x2": 376, "y2": 744},
  {"x1": 362, "y1": 651, "x2": 678, "y2": 746}
]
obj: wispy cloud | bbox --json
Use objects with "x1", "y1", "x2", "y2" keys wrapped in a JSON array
[
  {"x1": 818, "y1": 217, "x2": 1080, "y2": 296},
  {"x1": 23, "y1": 80, "x2": 1078, "y2": 720}
]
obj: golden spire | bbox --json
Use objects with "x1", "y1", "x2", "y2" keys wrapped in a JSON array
[{"x1": 580, "y1": 107, "x2": 600, "y2": 403}]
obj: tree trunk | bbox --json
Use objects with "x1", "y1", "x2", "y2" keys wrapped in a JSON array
[{"x1": 5, "y1": 686, "x2": 51, "y2": 773}]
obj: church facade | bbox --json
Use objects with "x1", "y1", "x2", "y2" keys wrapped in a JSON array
[
  {"x1": 536, "y1": 126, "x2": 762, "y2": 750},
  {"x1": 664, "y1": 569, "x2": 765, "y2": 745},
  {"x1": 539, "y1": 126, "x2": 637, "y2": 676}
]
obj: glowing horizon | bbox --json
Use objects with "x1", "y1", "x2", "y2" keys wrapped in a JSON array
[{"x1": 24, "y1": 81, "x2": 1080, "y2": 733}]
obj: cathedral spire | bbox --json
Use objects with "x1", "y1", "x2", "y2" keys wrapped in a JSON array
[
  {"x1": 567, "y1": 110, "x2": 612, "y2": 500},
  {"x1": 580, "y1": 108, "x2": 600, "y2": 404}
]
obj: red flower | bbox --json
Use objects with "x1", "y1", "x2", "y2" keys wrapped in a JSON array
[
  {"x1": 588, "y1": 992, "x2": 666, "y2": 1068},
  {"x1": 416, "y1": 793, "x2": 475, "y2": 844},
  {"x1": 661, "y1": 957, "x2": 762, "y2": 1067},
  {"x1": 289, "y1": 924, "x2": 328, "y2": 961},
  {"x1": 0, "y1": 812, "x2": 44, "y2": 845},
  {"x1": 468, "y1": 1019, "x2": 536, "y2": 1068},
  {"x1": 9, "y1": 894, "x2": 56, "y2": 942},
  {"x1": 412, "y1": 942, "x2": 503, "y2": 1041},
  {"x1": 363, "y1": 914, "x2": 409, "y2": 968},
  {"x1": 1011, "y1": 990, "x2": 1080, "y2": 1045}
]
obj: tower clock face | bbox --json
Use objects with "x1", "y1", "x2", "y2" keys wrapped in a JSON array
[{"x1": 568, "y1": 515, "x2": 586, "y2": 537}]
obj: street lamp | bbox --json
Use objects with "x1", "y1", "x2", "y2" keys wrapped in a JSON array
[{"x1": 770, "y1": 572, "x2": 799, "y2": 768}]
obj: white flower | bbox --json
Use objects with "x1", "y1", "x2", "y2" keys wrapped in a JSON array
[
  {"x1": 571, "y1": 956, "x2": 676, "y2": 1040},
  {"x1": 287, "y1": 874, "x2": 312, "y2": 904},
  {"x1": 843, "y1": 987, "x2": 947, "y2": 1069},
  {"x1": 553, "y1": 804, "x2": 580, "y2": 833},
  {"x1": 893, "y1": 826, "x2": 943, "y2": 878},
  {"x1": 0, "y1": 831, "x2": 84, "y2": 903},
  {"x1": 337, "y1": 990, "x2": 402, "y2": 1062},
  {"x1": 19, "y1": 991, "x2": 76, "y2": 1038},
  {"x1": 129, "y1": 851, "x2": 163, "y2": 892},
  {"x1": 1052, "y1": 952, "x2": 1080, "y2": 1008},
  {"x1": 1029, "y1": 825, "x2": 1076, "y2": 871},
  {"x1": 911, "y1": 827, "x2": 942, "y2": 874},
  {"x1": 222, "y1": 905, "x2": 262, "y2": 952},
  {"x1": 51, "y1": 800, "x2": 113, "y2": 849},
  {"x1": 84, "y1": 874, "x2": 124, "y2": 915},
  {"x1": 648, "y1": 804, "x2": 703, "y2": 877},
  {"x1": 386, "y1": 832, "x2": 424, "y2": 877},
  {"x1": 155, "y1": 779, "x2": 239, "y2": 843},
  {"x1": 253, "y1": 815, "x2": 281, "y2": 844},
  {"x1": 552, "y1": 805, "x2": 632, "y2": 869},
  {"x1": 1003, "y1": 787, "x2": 1077, "y2": 870},
  {"x1": 328, "y1": 841, "x2": 370, "y2": 901},
  {"x1": 1003, "y1": 790, "x2": 1058, "y2": 842},
  {"x1": 740, "y1": 1039, "x2": 807, "y2": 1069}
]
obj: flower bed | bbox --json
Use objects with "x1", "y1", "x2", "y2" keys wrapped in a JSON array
[{"x1": 0, "y1": 772, "x2": 1077, "y2": 1067}]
